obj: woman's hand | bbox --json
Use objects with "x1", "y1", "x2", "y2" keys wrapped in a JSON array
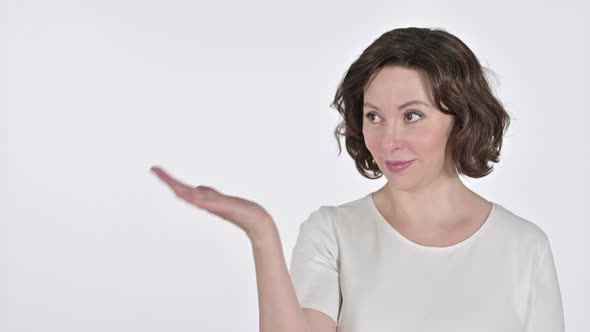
[{"x1": 149, "y1": 166, "x2": 275, "y2": 243}]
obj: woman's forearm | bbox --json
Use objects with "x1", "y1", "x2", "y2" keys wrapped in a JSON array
[{"x1": 249, "y1": 222, "x2": 310, "y2": 332}]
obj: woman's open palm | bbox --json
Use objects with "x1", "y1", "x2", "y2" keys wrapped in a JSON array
[{"x1": 149, "y1": 166, "x2": 273, "y2": 238}]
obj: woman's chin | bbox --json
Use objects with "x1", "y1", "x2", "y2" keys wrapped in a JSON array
[{"x1": 384, "y1": 175, "x2": 420, "y2": 191}]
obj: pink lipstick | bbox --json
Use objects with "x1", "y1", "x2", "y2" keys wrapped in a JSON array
[{"x1": 385, "y1": 160, "x2": 414, "y2": 172}]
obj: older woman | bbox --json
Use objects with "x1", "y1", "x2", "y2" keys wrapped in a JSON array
[{"x1": 151, "y1": 27, "x2": 564, "y2": 332}]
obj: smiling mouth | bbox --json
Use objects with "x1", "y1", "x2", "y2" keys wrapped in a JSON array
[
  {"x1": 385, "y1": 160, "x2": 414, "y2": 166},
  {"x1": 385, "y1": 160, "x2": 414, "y2": 172}
]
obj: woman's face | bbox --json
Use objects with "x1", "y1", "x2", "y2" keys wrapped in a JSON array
[{"x1": 362, "y1": 65, "x2": 455, "y2": 191}]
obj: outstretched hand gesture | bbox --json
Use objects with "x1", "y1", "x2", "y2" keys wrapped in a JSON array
[{"x1": 149, "y1": 166, "x2": 276, "y2": 243}]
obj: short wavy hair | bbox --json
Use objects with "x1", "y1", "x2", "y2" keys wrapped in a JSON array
[{"x1": 331, "y1": 27, "x2": 511, "y2": 179}]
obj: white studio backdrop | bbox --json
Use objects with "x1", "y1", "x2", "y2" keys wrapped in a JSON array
[{"x1": 0, "y1": 0, "x2": 588, "y2": 331}]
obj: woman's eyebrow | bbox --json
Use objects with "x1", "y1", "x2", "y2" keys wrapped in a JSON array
[{"x1": 363, "y1": 100, "x2": 431, "y2": 110}]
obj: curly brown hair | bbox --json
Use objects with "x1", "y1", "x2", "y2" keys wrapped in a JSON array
[{"x1": 331, "y1": 27, "x2": 511, "y2": 179}]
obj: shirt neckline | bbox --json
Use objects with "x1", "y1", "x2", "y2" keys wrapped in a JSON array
[{"x1": 365, "y1": 192, "x2": 497, "y2": 252}]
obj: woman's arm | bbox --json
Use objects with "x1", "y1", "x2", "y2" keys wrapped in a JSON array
[
  {"x1": 150, "y1": 167, "x2": 310, "y2": 332},
  {"x1": 524, "y1": 240, "x2": 565, "y2": 332},
  {"x1": 249, "y1": 222, "x2": 311, "y2": 332}
]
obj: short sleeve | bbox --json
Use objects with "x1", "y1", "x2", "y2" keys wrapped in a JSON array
[
  {"x1": 289, "y1": 206, "x2": 341, "y2": 324},
  {"x1": 524, "y1": 238, "x2": 565, "y2": 332}
]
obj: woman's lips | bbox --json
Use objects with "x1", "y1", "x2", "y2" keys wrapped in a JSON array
[
  {"x1": 385, "y1": 160, "x2": 414, "y2": 172},
  {"x1": 386, "y1": 160, "x2": 414, "y2": 165}
]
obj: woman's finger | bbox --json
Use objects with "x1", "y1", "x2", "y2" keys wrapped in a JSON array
[
  {"x1": 150, "y1": 166, "x2": 189, "y2": 190},
  {"x1": 151, "y1": 166, "x2": 203, "y2": 198},
  {"x1": 150, "y1": 166, "x2": 223, "y2": 209}
]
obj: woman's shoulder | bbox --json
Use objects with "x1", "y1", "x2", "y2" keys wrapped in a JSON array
[
  {"x1": 317, "y1": 193, "x2": 373, "y2": 224},
  {"x1": 491, "y1": 202, "x2": 551, "y2": 247},
  {"x1": 297, "y1": 193, "x2": 373, "y2": 236}
]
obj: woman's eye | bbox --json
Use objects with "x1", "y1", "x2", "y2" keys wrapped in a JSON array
[
  {"x1": 365, "y1": 113, "x2": 380, "y2": 123},
  {"x1": 405, "y1": 111, "x2": 423, "y2": 123},
  {"x1": 365, "y1": 111, "x2": 423, "y2": 123}
]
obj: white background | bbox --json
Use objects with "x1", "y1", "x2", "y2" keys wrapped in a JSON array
[{"x1": 1, "y1": 0, "x2": 588, "y2": 331}]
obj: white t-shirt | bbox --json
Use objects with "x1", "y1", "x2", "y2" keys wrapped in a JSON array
[{"x1": 289, "y1": 193, "x2": 564, "y2": 332}]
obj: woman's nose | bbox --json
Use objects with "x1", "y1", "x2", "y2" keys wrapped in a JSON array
[{"x1": 380, "y1": 127, "x2": 407, "y2": 151}]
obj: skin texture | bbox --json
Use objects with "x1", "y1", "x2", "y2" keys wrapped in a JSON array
[{"x1": 362, "y1": 65, "x2": 492, "y2": 246}]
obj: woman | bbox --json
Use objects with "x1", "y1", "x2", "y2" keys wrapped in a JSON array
[{"x1": 150, "y1": 27, "x2": 564, "y2": 332}]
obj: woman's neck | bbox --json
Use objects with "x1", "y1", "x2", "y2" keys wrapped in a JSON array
[{"x1": 376, "y1": 173, "x2": 488, "y2": 229}]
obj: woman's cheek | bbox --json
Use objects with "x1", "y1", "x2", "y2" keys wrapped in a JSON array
[
  {"x1": 412, "y1": 128, "x2": 445, "y2": 153},
  {"x1": 363, "y1": 132, "x2": 380, "y2": 155}
]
